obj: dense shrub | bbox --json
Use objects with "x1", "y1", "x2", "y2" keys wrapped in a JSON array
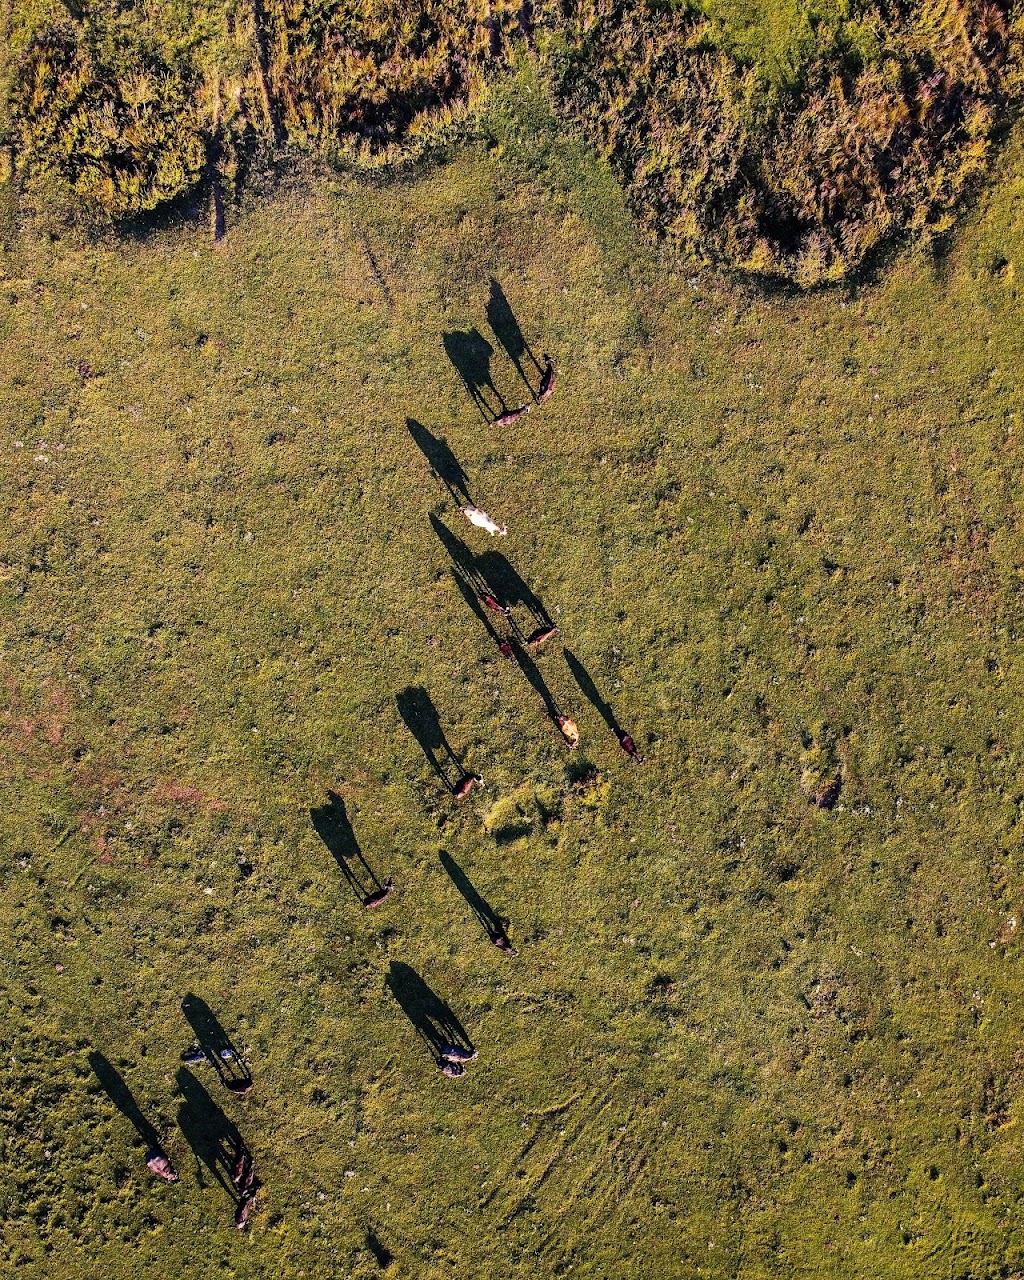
[
  {"x1": 258, "y1": 0, "x2": 524, "y2": 161},
  {"x1": 545, "y1": 0, "x2": 1017, "y2": 285},
  {"x1": 3, "y1": 0, "x2": 1020, "y2": 282},
  {"x1": 9, "y1": 9, "x2": 208, "y2": 221}
]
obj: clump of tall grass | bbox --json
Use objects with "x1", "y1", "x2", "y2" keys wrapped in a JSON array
[
  {"x1": 3, "y1": 0, "x2": 1018, "y2": 281},
  {"x1": 258, "y1": 0, "x2": 524, "y2": 163},
  {"x1": 543, "y1": 0, "x2": 1016, "y2": 285},
  {"x1": 8, "y1": 9, "x2": 208, "y2": 221}
]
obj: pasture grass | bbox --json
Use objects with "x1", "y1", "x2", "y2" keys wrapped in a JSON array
[{"x1": 4, "y1": 81, "x2": 1024, "y2": 1278}]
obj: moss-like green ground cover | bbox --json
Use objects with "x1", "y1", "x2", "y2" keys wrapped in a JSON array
[{"x1": 4, "y1": 78, "x2": 1024, "y2": 1279}]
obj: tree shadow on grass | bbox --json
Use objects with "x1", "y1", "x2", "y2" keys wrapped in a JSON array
[{"x1": 386, "y1": 961, "x2": 473, "y2": 1063}]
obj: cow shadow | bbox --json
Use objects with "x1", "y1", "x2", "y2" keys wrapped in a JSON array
[
  {"x1": 451, "y1": 570, "x2": 513, "y2": 656},
  {"x1": 386, "y1": 961, "x2": 473, "y2": 1062},
  {"x1": 439, "y1": 851, "x2": 510, "y2": 946},
  {"x1": 181, "y1": 994, "x2": 252, "y2": 1094},
  {"x1": 564, "y1": 650, "x2": 620, "y2": 732},
  {"x1": 443, "y1": 328, "x2": 507, "y2": 421},
  {"x1": 175, "y1": 1067, "x2": 249, "y2": 1198},
  {"x1": 513, "y1": 641, "x2": 562, "y2": 725},
  {"x1": 430, "y1": 514, "x2": 487, "y2": 594},
  {"x1": 310, "y1": 791, "x2": 390, "y2": 905},
  {"x1": 476, "y1": 550, "x2": 552, "y2": 627},
  {"x1": 88, "y1": 1052, "x2": 162, "y2": 1151},
  {"x1": 486, "y1": 277, "x2": 542, "y2": 398},
  {"x1": 395, "y1": 686, "x2": 463, "y2": 791},
  {"x1": 366, "y1": 1228, "x2": 394, "y2": 1268},
  {"x1": 407, "y1": 418, "x2": 472, "y2": 505}
]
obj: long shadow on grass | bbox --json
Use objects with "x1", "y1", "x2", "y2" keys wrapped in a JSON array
[
  {"x1": 565, "y1": 649, "x2": 643, "y2": 759},
  {"x1": 88, "y1": 1052, "x2": 162, "y2": 1151},
  {"x1": 486, "y1": 277, "x2": 542, "y2": 399},
  {"x1": 451, "y1": 570, "x2": 516, "y2": 658},
  {"x1": 430, "y1": 514, "x2": 483, "y2": 588},
  {"x1": 366, "y1": 1228, "x2": 394, "y2": 1268},
  {"x1": 443, "y1": 328, "x2": 507, "y2": 422},
  {"x1": 476, "y1": 550, "x2": 552, "y2": 630},
  {"x1": 181, "y1": 994, "x2": 252, "y2": 1094},
  {"x1": 175, "y1": 1067, "x2": 249, "y2": 1198},
  {"x1": 432, "y1": 514, "x2": 549, "y2": 646},
  {"x1": 386, "y1": 961, "x2": 473, "y2": 1063},
  {"x1": 564, "y1": 650, "x2": 620, "y2": 732},
  {"x1": 407, "y1": 419, "x2": 473, "y2": 505},
  {"x1": 395, "y1": 685, "x2": 464, "y2": 792},
  {"x1": 440, "y1": 850, "x2": 511, "y2": 946},
  {"x1": 513, "y1": 640, "x2": 562, "y2": 726},
  {"x1": 310, "y1": 792, "x2": 390, "y2": 905}
]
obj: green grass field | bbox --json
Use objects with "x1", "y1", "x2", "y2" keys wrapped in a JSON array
[{"x1": 5, "y1": 70, "x2": 1024, "y2": 1279}]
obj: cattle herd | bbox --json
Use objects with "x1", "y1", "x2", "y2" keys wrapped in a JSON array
[{"x1": 90, "y1": 321, "x2": 643, "y2": 1241}]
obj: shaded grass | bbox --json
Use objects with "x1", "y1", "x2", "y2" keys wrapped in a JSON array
[{"x1": 3, "y1": 107, "x2": 1024, "y2": 1279}]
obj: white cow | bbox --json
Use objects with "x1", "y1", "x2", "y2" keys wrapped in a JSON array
[{"x1": 461, "y1": 506, "x2": 507, "y2": 537}]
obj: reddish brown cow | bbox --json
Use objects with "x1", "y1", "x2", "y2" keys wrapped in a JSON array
[
  {"x1": 616, "y1": 729, "x2": 644, "y2": 762},
  {"x1": 363, "y1": 879, "x2": 394, "y2": 909},
  {"x1": 493, "y1": 404, "x2": 530, "y2": 427},
  {"x1": 526, "y1": 624, "x2": 558, "y2": 649}
]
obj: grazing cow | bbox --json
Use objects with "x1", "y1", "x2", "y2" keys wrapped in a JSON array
[
  {"x1": 440, "y1": 1043, "x2": 478, "y2": 1062},
  {"x1": 440, "y1": 1060, "x2": 465, "y2": 1077},
  {"x1": 453, "y1": 773, "x2": 483, "y2": 799},
  {"x1": 616, "y1": 729, "x2": 644, "y2": 762},
  {"x1": 526, "y1": 624, "x2": 558, "y2": 649},
  {"x1": 461, "y1": 506, "x2": 508, "y2": 537},
  {"x1": 145, "y1": 1149, "x2": 178, "y2": 1182},
  {"x1": 538, "y1": 354, "x2": 556, "y2": 403},
  {"x1": 557, "y1": 715, "x2": 580, "y2": 748},
  {"x1": 363, "y1": 879, "x2": 394, "y2": 909},
  {"x1": 497, "y1": 638, "x2": 516, "y2": 661},
  {"x1": 235, "y1": 1192, "x2": 254, "y2": 1229},
  {"x1": 232, "y1": 1150, "x2": 253, "y2": 1191},
  {"x1": 493, "y1": 404, "x2": 529, "y2": 427},
  {"x1": 494, "y1": 933, "x2": 519, "y2": 956},
  {"x1": 480, "y1": 592, "x2": 508, "y2": 614}
]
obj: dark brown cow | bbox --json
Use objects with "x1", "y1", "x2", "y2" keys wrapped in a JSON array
[
  {"x1": 538, "y1": 354, "x2": 556, "y2": 403},
  {"x1": 616, "y1": 728, "x2": 644, "y2": 762}
]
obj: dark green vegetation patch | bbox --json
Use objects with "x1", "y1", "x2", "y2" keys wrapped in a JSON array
[
  {"x1": 551, "y1": 0, "x2": 1020, "y2": 284},
  {"x1": 2, "y1": 0, "x2": 1023, "y2": 282}
]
